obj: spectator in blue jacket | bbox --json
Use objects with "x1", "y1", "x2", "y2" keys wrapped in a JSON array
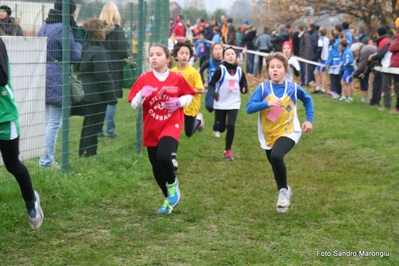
[
  {"x1": 37, "y1": 0, "x2": 82, "y2": 168},
  {"x1": 194, "y1": 33, "x2": 210, "y2": 68}
]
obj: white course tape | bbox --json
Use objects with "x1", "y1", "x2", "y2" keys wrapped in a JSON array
[
  {"x1": 245, "y1": 49, "x2": 325, "y2": 66},
  {"x1": 174, "y1": 39, "x2": 399, "y2": 74},
  {"x1": 373, "y1": 66, "x2": 399, "y2": 75}
]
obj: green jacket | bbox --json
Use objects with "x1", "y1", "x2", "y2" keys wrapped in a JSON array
[
  {"x1": 0, "y1": 18, "x2": 23, "y2": 36},
  {"x1": 0, "y1": 38, "x2": 19, "y2": 124}
]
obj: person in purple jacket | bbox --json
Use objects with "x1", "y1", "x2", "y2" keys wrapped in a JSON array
[{"x1": 37, "y1": 0, "x2": 82, "y2": 168}]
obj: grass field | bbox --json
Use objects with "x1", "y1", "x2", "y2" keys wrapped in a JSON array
[{"x1": 0, "y1": 84, "x2": 398, "y2": 265}]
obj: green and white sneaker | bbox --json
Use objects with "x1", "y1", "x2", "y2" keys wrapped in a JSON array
[
  {"x1": 158, "y1": 199, "x2": 173, "y2": 214},
  {"x1": 166, "y1": 178, "x2": 180, "y2": 207}
]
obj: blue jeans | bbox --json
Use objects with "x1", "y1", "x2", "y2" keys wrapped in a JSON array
[
  {"x1": 246, "y1": 53, "x2": 255, "y2": 75},
  {"x1": 104, "y1": 104, "x2": 116, "y2": 137},
  {"x1": 39, "y1": 104, "x2": 62, "y2": 167}
]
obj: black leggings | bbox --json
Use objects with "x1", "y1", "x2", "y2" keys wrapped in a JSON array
[
  {"x1": 332, "y1": 74, "x2": 342, "y2": 95},
  {"x1": 171, "y1": 115, "x2": 200, "y2": 155},
  {"x1": 392, "y1": 74, "x2": 399, "y2": 109},
  {"x1": 184, "y1": 114, "x2": 200, "y2": 137},
  {"x1": 147, "y1": 136, "x2": 178, "y2": 197},
  {"x1": 0, "y1": 137, "x2": 35, "y2": 206},
  {"x1": 265, "y1": 137, "x2": 295, "y2": 191},
  {"x1": 213, "y1": 109, "x2": 238, "y2": 151}
]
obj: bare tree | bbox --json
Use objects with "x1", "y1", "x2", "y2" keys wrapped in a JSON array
[{"x1": 253, "y1": 0, "x2": 399, "y2": 34}]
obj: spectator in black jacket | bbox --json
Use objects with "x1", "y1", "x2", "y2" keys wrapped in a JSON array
[
  {"x1": 241, "y1": 22, "x2": 257, "y2": 75},
  {"x1": 369, "y1": 27, "x2": 392, "y2": 110},
  {"x1": 77, "y1": 18, "x2": 117, "y2": 157},
  {"x1": 292, "y1": 28, "x2": 300, "y2": 56},
  {"x1": 98, "y1": 2, "x2": 128, "y2": 138},
  {"x1": 308, "y1": 23, "x2": 319, "y2": 84},
  {"x1": 225, "y1": 18, "x2": 236, "y2": 45},
  {"x1": 203, "y1": 20, "x2": 214, "y2": 41},
  {"x1": 270, "y1": 24, "x2": 289, "y2": 52}
]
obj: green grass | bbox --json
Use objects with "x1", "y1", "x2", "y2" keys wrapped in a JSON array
[{"x1": 0, "y1": 87, "x2": 398, "y2": 265}]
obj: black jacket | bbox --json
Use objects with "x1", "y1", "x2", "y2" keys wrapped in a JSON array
[
  {"x1": 101, "y1": 25, "x2": 128, "y2": 98},
  {"x1": 358, "y1": 34, "x2": 370, "y2": 45},
  {"x1": 270, "y1": 30, "x2": 290, "y2": 52},
  {"x1": 241, "y1": 25, "x2": 257, "y2": 50},
  {"x1": 204, "y1": 25, "x2": 214, "y2": 41},
  {"x1": 309, "y1": 29, "x2": 319, "y2": 60},
  {"x1": 77, "y1": 42, "x2": 117, "y2": 105},
  {"x1": 292, "y1": 31, "x2": 300, "y2": 56},
  {"x1": 0, "y1": 38, "x2": 8, "y2": 86},
  {"x1": 370, "y1": 34, "x2": 390, "y2": 63}
]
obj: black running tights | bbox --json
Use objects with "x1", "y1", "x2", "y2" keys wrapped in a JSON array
[
  {"x1": 0, "y1": 137, "x2": 35, "y2": 206},
  {"x1": 147, "y1": 137, "x2": 178, "y2": 197},
  {"x1": 265, "y1": 137, "x2": 295, "y2": 191},
  {"x1": 213, "y1": 109, "x2": 238, "y2": 151}
]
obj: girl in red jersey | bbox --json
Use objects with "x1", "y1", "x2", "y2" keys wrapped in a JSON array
[{"x1": 128, "y1": 43, "x2": 196, "y2": 214}]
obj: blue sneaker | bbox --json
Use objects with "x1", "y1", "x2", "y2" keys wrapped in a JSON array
[
  {"x1": 166, "y1": 178, "x2": 180, "y2": 207},
  {"x1": 158, "y1": 199, "x2": 173, "y2": 214}
]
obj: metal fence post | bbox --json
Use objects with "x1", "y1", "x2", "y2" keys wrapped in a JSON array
[
  {"x1": 135, "y1": 0, "x2": 145, "y2": 154},
  {"x1": 61, "y1": 0, "x2": 71, "y2": 172}
]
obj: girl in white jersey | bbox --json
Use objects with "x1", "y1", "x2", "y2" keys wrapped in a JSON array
[
  {"x1": 207, "y1": 46, "x2": 248, "y2": 161},
  {"x1": 246, "y1": 52, "x2": 314, "y2": 213}
]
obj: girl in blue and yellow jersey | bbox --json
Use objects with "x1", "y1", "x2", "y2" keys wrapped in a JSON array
[
  {"x1": 246, "y1": 52, "x2": 314, "y2": 214},
  {"x1": 0, "y1": 38, "x2": 43, "y2": 229}
]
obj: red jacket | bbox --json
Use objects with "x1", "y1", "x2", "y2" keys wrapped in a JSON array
[
  {"x1": 172, "y1": 18, "x2": 185, "y2": 37},
  {"x1": 389, "y1": 34, "x2": 399, "y2": 67}
]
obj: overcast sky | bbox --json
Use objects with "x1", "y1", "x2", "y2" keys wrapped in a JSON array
[{"x1": 173, "y1": 0, "x2": 231, "y2": 12}]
